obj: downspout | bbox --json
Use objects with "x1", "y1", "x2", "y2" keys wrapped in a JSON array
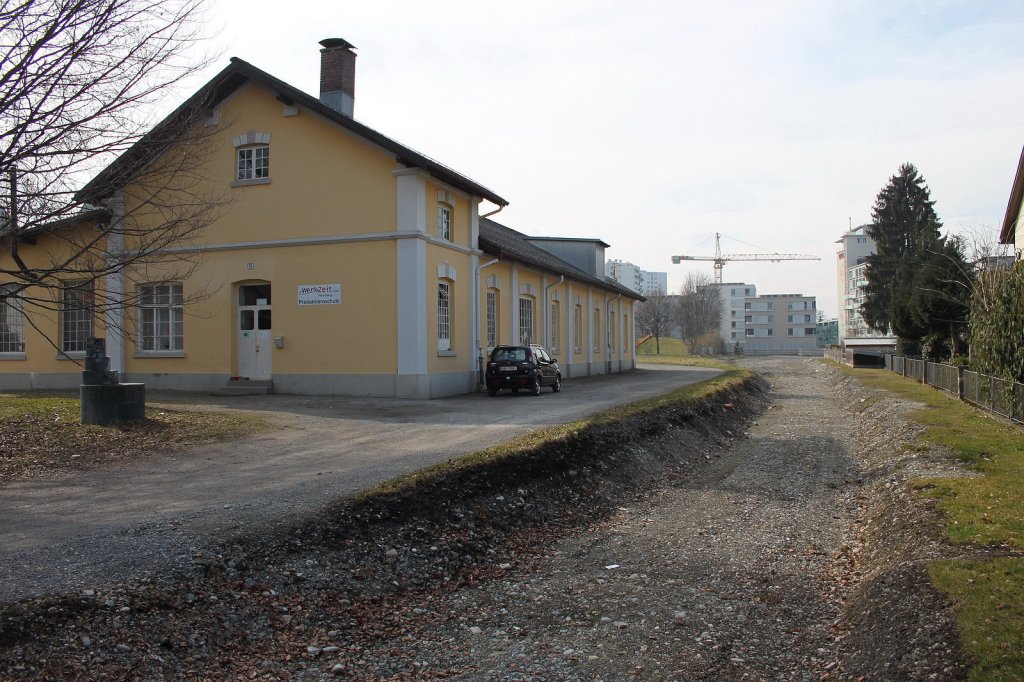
[{"x1": 475, "y1": 256, "x2": 500, "y2": 389}]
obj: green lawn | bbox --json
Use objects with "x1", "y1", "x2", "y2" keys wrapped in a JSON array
[
  {"x1": 635, "y1": 336, "x2": 734, "y2": 370},
  {"x1": 833, "y1": 365, "x2": 1024, "y2": 681}
]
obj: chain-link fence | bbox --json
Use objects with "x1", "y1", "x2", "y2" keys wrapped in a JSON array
[{"x1": 884, "y1": 355, "x2": 1023, "y2": 424}]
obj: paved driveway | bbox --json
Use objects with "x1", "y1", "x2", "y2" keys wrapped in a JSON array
[{"x1": 1, "y1": 364, "x2": 720, "y2": 603}]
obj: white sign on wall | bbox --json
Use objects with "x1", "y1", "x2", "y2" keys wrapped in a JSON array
[{"x1": 297, "y1": 283, "x2": 341, "y2": 306}]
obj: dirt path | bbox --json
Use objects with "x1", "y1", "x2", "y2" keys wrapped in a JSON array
[{"x1": 0, "y1": 365, "x2": 720, "y2": 605}]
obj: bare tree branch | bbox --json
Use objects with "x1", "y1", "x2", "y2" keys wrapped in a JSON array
[
  {"x1": 676, "y1": 272, "x2": 723, "y2": 355},
  {"x1": 0, "y1": 0, "x2": 226, "y2": 352},
  {"x1": 635, "y1": 287, "x2": 673, "y2": 354}
]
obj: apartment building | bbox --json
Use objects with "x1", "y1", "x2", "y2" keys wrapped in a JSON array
[
  {"x1": 706, "y1": 282, "x2": 757, "y2": 346},
  {"x1": 742, "y1": 294, "x2": 818, "y2": 354},
  {"x1": 835, "y1": 225, "x2": 881, "y2": 338},
  {"x1": 606, "y1": 259, "x2": 668, "y2": 295}
]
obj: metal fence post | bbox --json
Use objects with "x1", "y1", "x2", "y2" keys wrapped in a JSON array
[{"x1": 957, "y1": 366, "x2": 964, "y2": 400}]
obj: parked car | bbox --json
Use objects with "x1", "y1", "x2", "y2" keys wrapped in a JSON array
[{"x1": 485, "y1": 344, "x2": 561, "y2": 396}]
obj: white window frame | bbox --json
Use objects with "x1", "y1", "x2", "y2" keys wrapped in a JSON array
[
  {"x1": 437, "y1": 204, "x2": 452, "y2": 241},
  {"x1": 573, "y1": 304, "x2": 582, "y2": 353},
  {"x1": 549, "y1": 300, "x2": 559, "y2": 351},
  {"x1": 607, "y1": 309, "x2": 615, "y2": 351},
  {"x1": 236, "y1": 145, "x2": 269, "y2": 182},
  {"x1": 519, "y1": 297, "x2": 534, "y2": 345},
  {"x1": 61, "y1": 280, "x2": 94, "y2": 354},
  {"x1": 438, "y1": 281, "x2": 452, "y2": 352},
  {"x1": 139, "y1": 283, "x2": 184, "y2": 353},
  {"x1": 592, "y1": 308, "x2": 601, "y2": 353},
  {"x1": 486, "y1": 289, "x2": 497, "y2": 350},
  {"x1": 0, "y1": 284, "x2": 25, "y2": 355}
]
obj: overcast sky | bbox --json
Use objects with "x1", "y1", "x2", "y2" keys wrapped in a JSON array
[{"x1": 190, "y1": 0, "x2": 1023, "y2": 318}]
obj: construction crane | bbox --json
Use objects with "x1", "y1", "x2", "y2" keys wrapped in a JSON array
[{"x1": 671, "y1": 232, "x2": 820, "y2": 284}]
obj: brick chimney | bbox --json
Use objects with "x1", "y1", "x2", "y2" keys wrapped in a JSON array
[{"x1": 319, "y1": 38, "x2": 356, "y2": 117}]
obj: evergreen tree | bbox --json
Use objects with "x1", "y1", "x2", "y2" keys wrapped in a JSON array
[{"x1": 861, "y1": 163, "x2": 944, "y2": 349}]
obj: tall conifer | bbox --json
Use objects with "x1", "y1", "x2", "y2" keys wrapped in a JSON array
[{"x1": 861, "y1": 163, "x2": 944, "y2": 349}]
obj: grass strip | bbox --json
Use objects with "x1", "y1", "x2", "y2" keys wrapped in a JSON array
[
  {"x1": 930, "y1": 558, "x2": 1024, "y2": 682},
  {"x1": 830, "y1": 363, "x2": 1024, "y2": 681}
]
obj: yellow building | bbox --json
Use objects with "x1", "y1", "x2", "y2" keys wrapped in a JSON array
[
  {"x1": 1000, "y1": 144, "x2": 1024, "y2": 259},
  {"x1": 0, "y1": 39, "x2": 641, "y2": 397}
]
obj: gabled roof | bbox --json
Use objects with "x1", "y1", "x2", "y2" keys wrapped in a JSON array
[
  {"x1": 479, "y1": 218, "x2": 644, "y2": 300},
  {"x1": 1, "y1": 207, "x2": 111, "y2": 244},
  {"x1": 78, "y1": 58, "x2": 508, "y2": 207},
  {"x1": 1000, "y1": 144, "x2": 1024, "y2": 245}
]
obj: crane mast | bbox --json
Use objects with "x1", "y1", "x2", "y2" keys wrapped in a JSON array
[{"x1": 671, "y1": 233, "x2": 820, "y2": 283}]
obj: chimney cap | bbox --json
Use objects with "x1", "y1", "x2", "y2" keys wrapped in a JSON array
[{"x1": 319, "y1": 38, "x2": 356, "y2": 51}]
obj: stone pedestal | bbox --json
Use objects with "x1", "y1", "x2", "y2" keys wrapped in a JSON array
[
  {"x1": 79, "y1": 337, "x2": 146, "y2": 425},
  {"x1": 80, "y1": 383, "x2": 146, "y2": 425}
]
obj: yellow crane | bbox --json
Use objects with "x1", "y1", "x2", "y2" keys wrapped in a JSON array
[{"x1": 671, "y1": 232, "x2": 820, "y2": 284}]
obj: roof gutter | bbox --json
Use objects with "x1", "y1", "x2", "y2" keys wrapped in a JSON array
[{"x1": 481, "y1": 204, "x2": 505, "y2": 219}]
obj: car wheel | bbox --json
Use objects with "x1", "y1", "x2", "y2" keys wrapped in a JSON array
[
  {"x1": 487, "y1": 387, "x2": 498, "y2": 396},
  {"x1": 551, "y1": 375, "x2": 561, "y2": 393},
  {"x1": 530, "y1": 374, "x2": 542, "y2": 396}
]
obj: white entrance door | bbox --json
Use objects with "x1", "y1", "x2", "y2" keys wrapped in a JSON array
[{"x1": 237, "y1": 285, "x2": 272, "y2": 380}]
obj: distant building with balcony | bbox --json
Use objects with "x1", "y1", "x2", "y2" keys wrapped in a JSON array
[
  {"x1": 836, "y1": 225, "x2": 885, "y2": 339},
  {"x1": 704, "y1": 282, "x2": 757, "y2": 347}
]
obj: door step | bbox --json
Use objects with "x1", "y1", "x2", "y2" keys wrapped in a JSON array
[{"x1": 216, "y1": 378, "x2": 274, "y2": 396}]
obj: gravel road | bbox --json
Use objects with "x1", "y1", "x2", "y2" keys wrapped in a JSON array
[
  {"x1": 0, "y1": 364, "x2": 719, "y2": 605},
  {"x1": 324, "y1": 357, "x2": 866, "y2": 680}
]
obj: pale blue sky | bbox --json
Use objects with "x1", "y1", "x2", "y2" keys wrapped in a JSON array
[{"x1": 182, "y1": 0, "x2": 1024, "y2": 317}]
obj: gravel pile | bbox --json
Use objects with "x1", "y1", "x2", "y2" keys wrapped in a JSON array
[{"x1": 0, "y1": 359, "x2": 973, "y2": 679}]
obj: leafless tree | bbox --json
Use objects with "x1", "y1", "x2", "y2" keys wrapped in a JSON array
[
  {"x1": 635, "y1": 287, "x2": 673, "y2": 354},
  {"x1": 0, "y1": 0, "x2": 225, "y2": 352},
  {"x1": 676, "y1": 272, "x2": 723, "y2": 354},
  {"x1": 956, "y1": 224, "x2": 1011, "y2": 268}
]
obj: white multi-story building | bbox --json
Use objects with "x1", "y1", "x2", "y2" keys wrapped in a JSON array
[
  {"x1": 697, "y1": 283, "x2": 818, "y2": 353},
  {"x1": 640, "y1": 270, "x2": 668, "y2": 295},
  {"x1": 835, "y1": 225, "x2": 882, "y2": 339},
  {"x1": 705, "y1": 282, "x2": 757, "y2": 346},
  {"x1": 606, "y1": 259, "x2": 668, "y2": 296},
  {"x1": 606, "y1": 259, "x2": 642, "y2": 293}
]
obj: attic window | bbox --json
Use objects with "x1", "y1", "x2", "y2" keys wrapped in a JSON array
[{"x1": 232, "y1": 131, "x2": 271, "y2": 187}]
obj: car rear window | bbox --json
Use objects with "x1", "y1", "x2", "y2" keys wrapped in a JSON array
[{"x1": 493, "y1": 348, "x2": 527, "y2": 362}]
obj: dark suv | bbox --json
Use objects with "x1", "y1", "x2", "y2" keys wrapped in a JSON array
[{"x1": 485, "y1": 344, "x2": 561, "y2": 396}]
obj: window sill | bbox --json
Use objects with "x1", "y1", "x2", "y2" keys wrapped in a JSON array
[
  {"x1": 437, "y1": 350, "x2": 457, "y2": 357},
  {"x1": 133, "y1": 351, "x2": 186, "y2": 358},
  {"x1": 231, "y1": 178, "x2": 271, "y2": 188},
  {"x1": 56, "y1": 352, "x2": 86, "y2": 361},
  {"x1": 0, "y1": 352, "x2": 26, "y2": 361}
]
